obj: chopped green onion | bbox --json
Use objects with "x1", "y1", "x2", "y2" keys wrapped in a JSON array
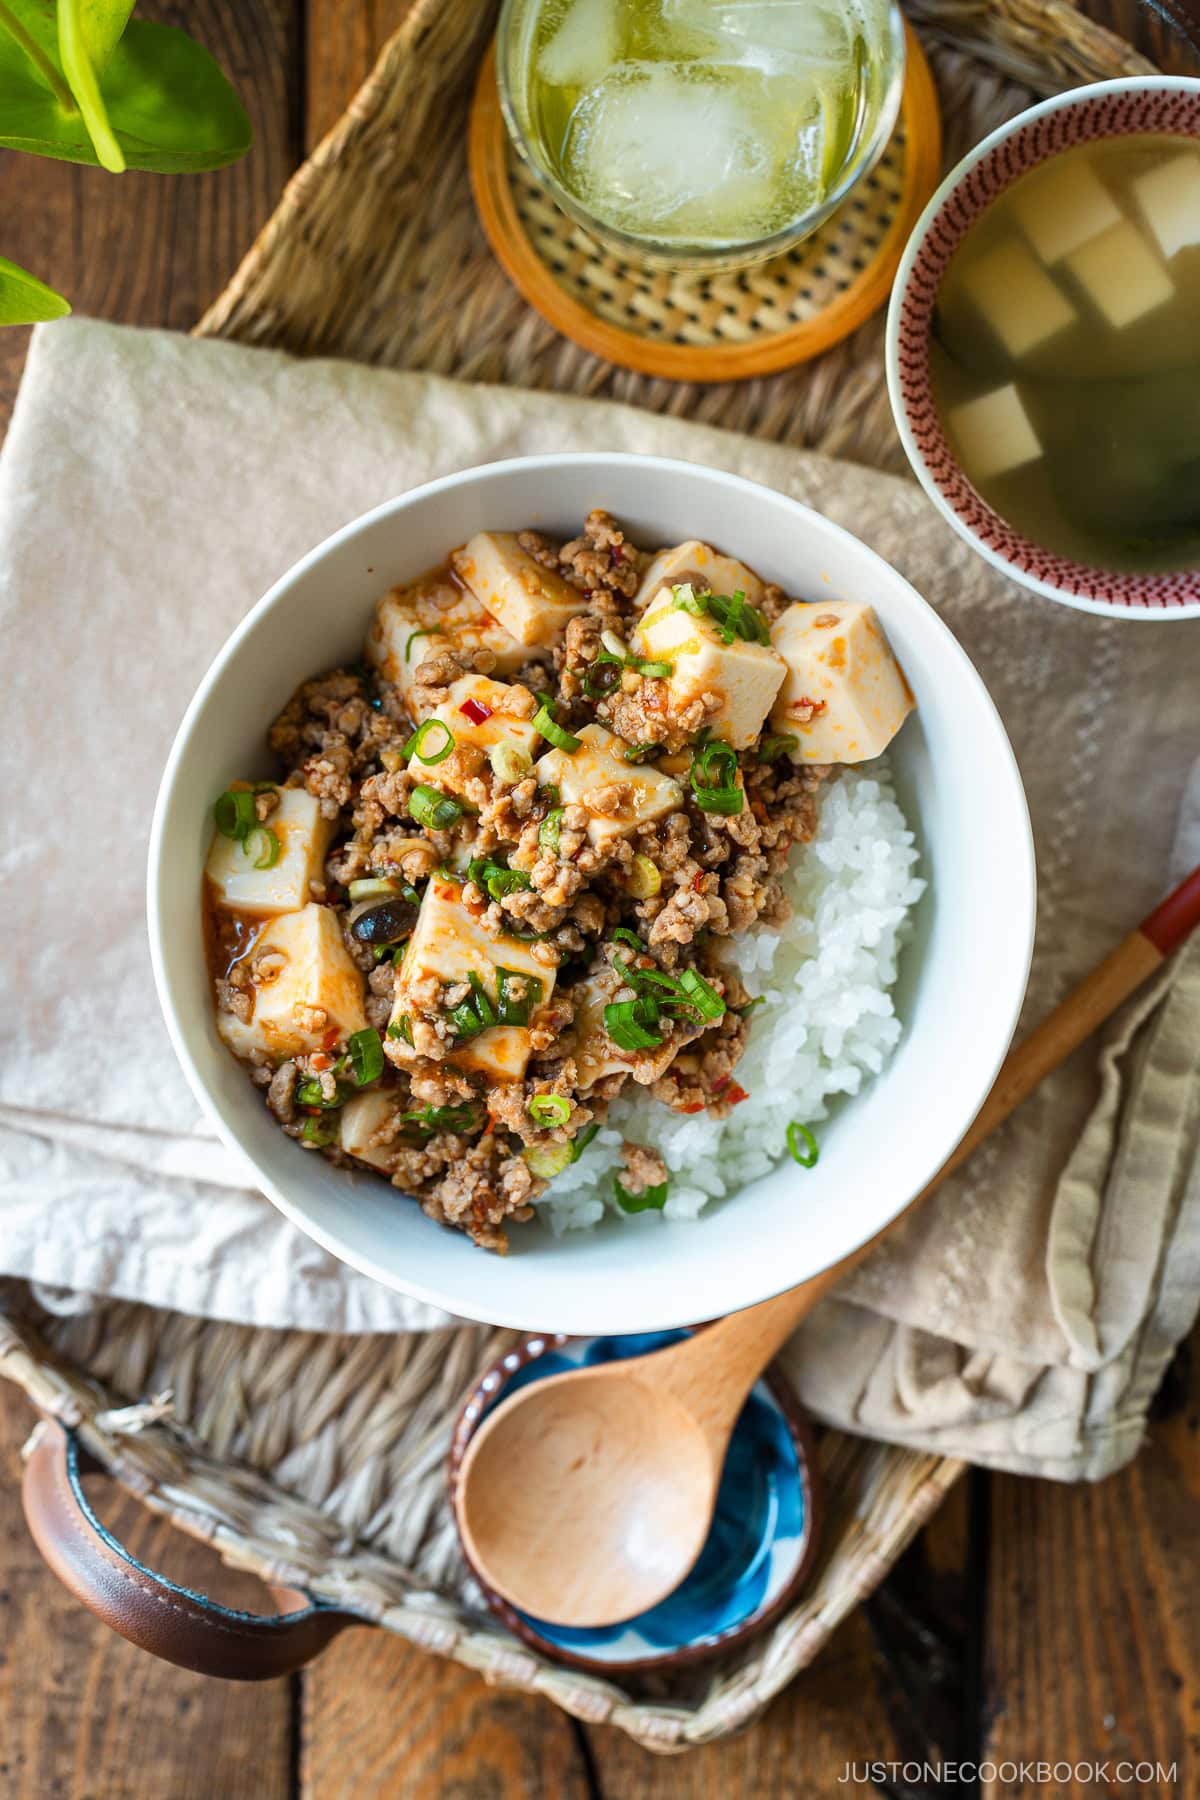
[
  {"x1": 671, "y1": 582, "x2": 705, "y2": 616},
  {"x1": 528, "y1": 1093, "x2": 572, "y2": 1128},
  {"x1": 404, "y1": 628, "x2": 437, "y2": 661},
  {"x1": 296, "y1": 1076, "x2": 354, "y2": 1109},
  {"x1": 468, "y1": 971, "x2": 497, "y2": 1029},
  {"x1": 409, "y1": 785, "x2": 465, "y2": 830},
  {"x1": 569, "y1": 1122, "x2": 600, "y2": 1163},
  {"x1": 533, "y1": 705, "x2": 581, "y2": 753},
  {"x1": 468, "y1": 856, "x2": 532, "y2": 903},
  {"x1": 401, "y1": 1103, "x2": 477, "y2": 1135},
  {"x1": 611, "y1": 927, "x2": 646, "y2": 953},
  {"x1": 582, "y1": 650, "x2": 623, "y2": 700},
  {"x1": 614, "y1": 1176, "x2": 669, "y2": 1214},
  {"x1": 242, "y1": 826, "x2": 281, "y2": 870},
  {"x1": 523, "y1": 1142, "x2": 573, "y2": 1178},
  {"x1": 623, "y1": 742, "x2": 660, "y2": 763},
  {"x1": 759, "y1": 733, "x2": 798, "y2": 764},
  {"x1": 679, "y1": 968, "x2": 725, "y2": 1021},
  {"x1": 214, "y1": 788, "x2": 257, "y2": 841},
  {"x1": 535, "y1": 689, "x2": 556, "y2": 711},
  {"x1": 787, "y1": 1121, "x2": 819, "y2": 1168},
  {"x1": 404, "y1": 718, "x2": 455, "y2": 765},
  {"x1": 538, "y1": 808, "x2": 564, "y2": 854},
  {"x1": 669, "y1": 584, "x2": 769, "y2": 647},
  {"x1": 386, "y1": 1014, "x2": 413, "y2": 1045},
  {"x1": 626, "y1": 854, "x2": 661, "y2": 899},
  {"x1": 301, "y1": 1115, "x2": 338, "y2": 1147},
  {"x1": 489, "y1": 742, "x2": 533, "y2": 784},
  {"x1": 689, "y1": 739, "x2": 742, "y2": 816},
  {"x1": 347, "y1": 1028, "x2": 384, "y2": 1085},
  {"x1": 497, "y1": 967, "x2": 542, "y2": 1027},
  {"x1": 350, "y1": 877, "x2": 407, "y2": 904},
  {"x1": 627, "y1": 657, "x2": 672, "y2": 679},
  {"x1": 604, "y1": 996, "x2": 663, "y2": 1051},
  {"x1": 738, "y1": 996, "x2": 767, "y2": 1016}
]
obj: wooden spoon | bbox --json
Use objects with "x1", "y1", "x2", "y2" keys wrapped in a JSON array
[{"x1": 454, "y1": 865, "x2": 1200, "y2": 1629}]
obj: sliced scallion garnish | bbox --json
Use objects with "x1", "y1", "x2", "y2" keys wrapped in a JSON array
[
  {"x1": 214, "y1": 788, "x2": 257, "y2": 841},
  {"x1": 787, "y1": 1121, "x2": 819, "y2": 1168},
  {"x1": 611, "y1": 927, "x2": 646, "y2": 953},
  {"x1": 524, "y1": 1141, "x2": 573, "y2": 1178},
  {"x1": 533, "y1": 704, "x2": 581, "y2": 754},
  {"x1": 569, "y1": 1122, "x2": 600, "y2": 1163},
  {"x1": 489, "y1": 742, "x2": 533, "y2": 784},
  {"x1": 347, "y1": 1028, "x2": 384, "y2": 1085},
  {"x1": 538, "y1": 807, "x2": 564, "y2": 854},
  {"x1": 528, "y1": 1093, "x2": 572, "y2": 1128},
  {"x1": 409, "y1": 784, "x2": 465, "y2": 830},
  {"x1": 404, "y1": 628, "x2": 437, "y2": 662},
  {"x1": 497, "y1": 967, "x2": 542, "y2": 1027},
  {"x1": 404, "y1": 718, "x2": 455, "y2": 765},
  {"x1": 759, "y1": 733, "x2": 798, "y2": 764},
  {"x1": 296, "y1": 1076, "x2": 354, "y2": 1109},
  {"x1": 679, "y1": 967, "x2": 725, "y2": 1021},
  {"x1": 614, "y1": 1176, "x2": 669, "y2": 1214},
  {"x1": 242, "y1": 825, "x2": 281, "y2": 870},
  {"x1": 623, "y1": 742, "x2": 659, "y2": 763},
  {"x1": 468, "y1": 855, "x2": 533, "y2": 903},
  {"x1": 387, "y1": 1014, "x2": 414, "y2": 1045},
  {"x1": 604, "y1": 996, "x2": 663, "y2": 1051},
  {"x1": 400, "y1": 1102, "x2": 477, "y2": 1135},
  {"x1": 301, "y1": 1115, "x2": 338, "y2": 1147},
  {"x1": 689, "y1": 739, "x2": 742, "y2": 815},
  {"x1": 626, "y1": 854, "x2": 661, "y2": 899},
  {"x1": 627, "y1": 656, "x2": 672, "y2": 678}
]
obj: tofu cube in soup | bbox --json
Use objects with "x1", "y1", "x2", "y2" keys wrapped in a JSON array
[
  {"x1": 367, "y1": 570, "x2": 528, "y2": 713},
  {"x1": 389, "y1": 878, "x2": 556, "y2": 1081},
  {"x1": 961, "y1": 238, "x2": 1076, "y2": 358},
  {"x1": 1131, "y1": 153, "x2": 1200, "y2": 260},
  {"x1": 217, "y1": 903, "x2": 367, "y2": 1063},
  {"x1": 1009, "y1": 157, "x2": 1121, "y2": 263},
  {"x1": 428, "y1": 674, "x2": 540, "y2": 792},
  {"x1": 339, "y1": 1091, "x2": 403, "y2": 1173},
  {"x1": 1065, "y1": 219, "x2": 1174, "y2": 329},
  {"x1": 769, "y1": 601, "x2": 913, "y2": 764},
  {"x1": 452, "y1": 532, "x2": 588, "y2": 647},
  {"x1": 633, "y1": 539, "x2": 765, "y2": 612},
  {"x1": 946, "y1": 384, "x2": 1043, "y2": 482},
  {"x1": 206, "y1": 787, "x2": 333, "y2": 915},
  {"x1": 633, "y1": 596, "x2": 786, "y2": 752},
  {"x1": 536, "y1": 724, "x2": 683, "y2": 848}
]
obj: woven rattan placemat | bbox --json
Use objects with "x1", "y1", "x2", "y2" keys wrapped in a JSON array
[{"x1": 0, "y1": 0, "x2": 1158, "y2": 1753}]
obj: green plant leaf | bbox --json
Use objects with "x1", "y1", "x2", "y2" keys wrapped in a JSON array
[
  {"x1": 58, "y1": 0, "x2": 131, "y2": 170},
  {"x1": 0, "y1": 254, "x2": 71, "y2": 325},
  {"x1": 0, "y1": 12, "x2": 251, "y2": 172}
]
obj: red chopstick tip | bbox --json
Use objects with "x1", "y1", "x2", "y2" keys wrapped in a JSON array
[{"x1": 1140, "y1": 865, "x2": 1200, "y2": 957}]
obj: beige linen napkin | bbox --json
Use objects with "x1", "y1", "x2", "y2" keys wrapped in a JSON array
[{"x1": 1, "y1": 318, "x2": 1197, "y2": 1477}]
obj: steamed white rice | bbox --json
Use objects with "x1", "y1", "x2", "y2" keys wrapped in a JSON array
[{"x1": 538, "y1": 758, "x2": 926, "y2": 1234}]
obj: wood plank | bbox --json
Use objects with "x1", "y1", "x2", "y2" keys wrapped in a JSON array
[
  {"x1": 300, "y1": 1624, "x2": 593, "y2": 1799},
  {"x1": 0, "y1": 1384, "x2": 293, "y2": 1800},
  {"x1": 983, "y1": 1331, "x2": 1200, "y2": 1800},
  {"x1": 304, "y1": 1, "x2": 415, "y2": 149}
]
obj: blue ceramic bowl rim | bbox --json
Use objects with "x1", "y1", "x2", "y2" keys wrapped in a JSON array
[{"x1": 448, "y1": 1329, "x2": 824, "y2": 1676}]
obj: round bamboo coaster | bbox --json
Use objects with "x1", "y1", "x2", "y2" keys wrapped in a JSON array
[{"x1": 469, "y1": 21, "x2": 942, "y2": 382}]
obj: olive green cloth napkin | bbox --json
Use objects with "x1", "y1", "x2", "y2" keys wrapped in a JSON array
[{"x1": 1, "y1": 317, "x2": 1198, "y2": 1479}]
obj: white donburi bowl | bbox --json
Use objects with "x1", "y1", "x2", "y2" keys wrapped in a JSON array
[{"x1": 148, "y1": 454, "x2": 1035, "y2": 1334}]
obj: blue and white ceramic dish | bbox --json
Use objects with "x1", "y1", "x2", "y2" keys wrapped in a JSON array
[{"x1": 449, "y1": 1329, "x2": 822, "y2": 1674}]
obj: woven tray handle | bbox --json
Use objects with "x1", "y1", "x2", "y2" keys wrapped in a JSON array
[{"x1": 22, "y1": 1418, "x2": 357, "y2": 1679}]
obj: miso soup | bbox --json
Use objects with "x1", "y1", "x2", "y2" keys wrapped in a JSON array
[{"x1": 930, "y1": 134, "x2": 1200, "y2": 572}]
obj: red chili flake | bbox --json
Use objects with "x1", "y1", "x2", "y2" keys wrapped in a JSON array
[
  {"x1": 481, "y1": 1115, "x2": 496, "y2": 1138},
  {"x1": 725, "y1": 1083, "x2": 749, "y2": 1106},
  {"x1": 691, "y1": 872, "x2": 706, "y2": 892},
  {"x1": 302, "y1": 1105, "x2": 322, "y2": 1117},
  {"x1": 610, "y1": 544, "x2": 625, "y2": 564},
  {"x1": 310, "y1": 1053, "x2": 331, "y2": 1072},
  {"x1": 459, "y1": 698, "x2": 493, "y2": 725},
  {"x1": 681, "y1": 1102, "x2": 706, "y2": 1115},
  {"x1": 711, "y1": 1074, "x2": 730, "y2": 1094},
  {"x1": 321, "y1": 1027, "x2": 340, "y2": 1052}
]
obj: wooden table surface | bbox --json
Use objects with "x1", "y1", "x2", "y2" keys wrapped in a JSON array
[{"x1": 1, "y1": 4, "x2": 1198, "y2": 1796}]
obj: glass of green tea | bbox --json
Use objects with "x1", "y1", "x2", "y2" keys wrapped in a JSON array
[{"x1": 497, "y1": 0, "x2": 906, "y2": 270}]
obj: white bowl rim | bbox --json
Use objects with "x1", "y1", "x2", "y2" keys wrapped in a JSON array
[
  {"x1": 885, "y1": 74, "x2": 1200, "y2": 622},
  {"x1": 148, "y1": 451, "x2": 1037, "y2": 1331}
]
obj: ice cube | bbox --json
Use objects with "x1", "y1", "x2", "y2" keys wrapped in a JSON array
[
  {"x1": 1131, "y1": 153, "x2": 1200, "y2": 260},
  {"x1": 563, "y1": 61, "x2": 783, "y2": 239},
  {"x1": 538, "y1": 0, "x2": 620, "y2": 91},
  {"x1": 1065, "y1": 218, "x2": 1173, "y2": 329},
  {"x1": 664, "y1": 0, "x2": 851, "y2": 76}
]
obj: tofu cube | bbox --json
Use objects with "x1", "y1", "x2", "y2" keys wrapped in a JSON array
[
  {"x1": 206, "y1": 787, "x2": 333, "y2": 916},
  {"x1": 366, "y1": 568, "x2": 530, "y2": 713},
  {"x1": 428, "y1": 674, "x2": 541, "y2": 793},
  {"x1": 1065, "y1": 219, "x2": 1173, "y2": 328},
  {"x1": 217, "y1": 904, "x2": 367, "y2": 1064},
  {"x1": 634, "y1": 598, "x2": 786, "y2": 751},
  {"x1": 535, "y1": 724, "x2": 683, "y2": 848},
  {"x1": 962, "y1": 238, "x2": 1076, "y2": 357},
  {"x1": 1130, "y1": 153, "x2": 1200, "y2": 260},
  {"x1": 452, "y1": 533, "x2": 588, "y2": 647},
  {"x1": 389, "y1": 878, "x2": 556, "y2": 1081},
  {"x1": 946, "y1": 384, "x2": 1043, "y2": 483},
  {"x1": 339, "y1": 1091, "x2": 404, "y2": 1173},
  {"x1": 769, "y1": 601, "x2": 914, "y2": 765},
  {"x1": 567, "y1": 972, "x2": 677, "y2": 1089},
  {"x1": 1010, "y1": 157, "x2": 1121, "y2": 263},
  {"x1": 633, "y1": 539, "x2": 765, "y2": 612}
]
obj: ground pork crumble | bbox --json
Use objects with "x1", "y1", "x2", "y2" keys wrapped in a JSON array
[{"x1": 204, "y1": 508, "x2": 838, "y2": 1252}]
